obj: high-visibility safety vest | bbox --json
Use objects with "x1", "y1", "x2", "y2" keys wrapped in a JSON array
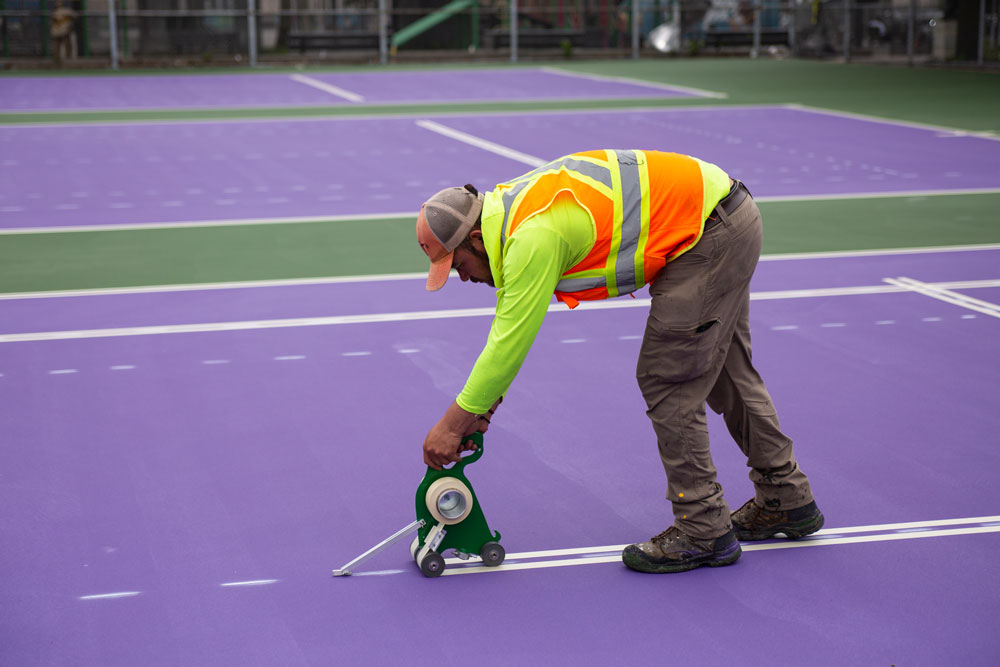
[{"x1": 496, "y1": 149, "x2": 709, "y2": 309}]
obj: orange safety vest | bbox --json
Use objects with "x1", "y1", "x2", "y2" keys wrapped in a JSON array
[{"x1": 496, "y1": 149, "x2": 707, "y2": 308}]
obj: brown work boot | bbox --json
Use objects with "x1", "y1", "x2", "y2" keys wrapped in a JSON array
[
  {"x1": 730, "y1": 498, "x2": 825, "y2": 540},
  {"x1": 622, "y1": 526, "x2": 741, "y2": 573}
]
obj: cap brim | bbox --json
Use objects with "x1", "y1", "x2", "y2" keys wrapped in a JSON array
[{"x1": 426, "y1": 252, "x2": 454, "y2": 291}]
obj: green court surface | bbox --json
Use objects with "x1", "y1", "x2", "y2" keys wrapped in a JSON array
[{"x1": 2, "y1": 58, "x2": 998, "y2": 293}]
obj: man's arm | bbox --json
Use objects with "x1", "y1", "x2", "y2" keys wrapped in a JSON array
[{"x1": 423, "y1": 226, "x2": 572, "y2": 469}]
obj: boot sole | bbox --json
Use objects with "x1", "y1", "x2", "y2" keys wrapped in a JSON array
[
  {"x1": 733, "y1": 512, "x2": 825, "y2": 541},
  {"x1": 622, "y1": 543, "x2": 742, "y2": 574}
]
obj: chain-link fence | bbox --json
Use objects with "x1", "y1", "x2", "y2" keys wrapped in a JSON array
[{"x1": 1, "y1": 0, "x2": 996, "y2": 65}]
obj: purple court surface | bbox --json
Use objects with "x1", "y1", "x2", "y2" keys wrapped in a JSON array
[
  {"x1": 2, "y1": 248, "x2": 999, "y2": 665},
  {"x1": 0, "y1": 67, "x2": 702, "y2": 112},
  {"x1": 2, "y1": 105, "x2": 998, "y2": 231}
]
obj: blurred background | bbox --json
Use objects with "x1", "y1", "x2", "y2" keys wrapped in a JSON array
[{"x1": 0, "y1": 0, "x2": 996, "y2": 69}]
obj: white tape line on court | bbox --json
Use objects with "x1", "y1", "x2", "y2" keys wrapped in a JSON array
[
  {"x1": 3, "y1": 280, "x2": 1000, "y2": 343},
  {"x1": 289, "y1": 74, "x2": 365, "y2": 103},
  {"x1": 414, "y1": 119, "x2": 547, "y2": 167},
  {"x1": 439, "y1": 525, "x2": 1000, "y2": 576},
  {"x1": 884, "y1": 277, "x2": 1000, "y2": 319},
  {"x1": 445, "y1": 514, "x2": 1000, "y2": 564},
  {"x1": 538, "y1": 67, "x2": 728, "y2": 99}
]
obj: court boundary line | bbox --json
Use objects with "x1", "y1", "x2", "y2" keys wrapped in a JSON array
[
  {"x1": 438, "y1": 524, "x2": 1000, "y2": 576},
  {"x1": 415, "y1": 119, "x2": 546, "y2": 167},
  {"x1": 885, "y1": 276, "x2": 1000, "y2": 318},
  {"x1": 786, "y1": 103, "x2": 1000, "y2": 142},
  {"x1": 289, "y1": 74, "x2": 365, "y2": 103},
  {"x1": 3, "y1": 278, "x2": 998, "y2": 343},
  {"x1": 538, "y1": 66, "x2": 728, "y2": 99},
  {"x1": 2, "y1": 246, "x2": 998, "y2": 300}
]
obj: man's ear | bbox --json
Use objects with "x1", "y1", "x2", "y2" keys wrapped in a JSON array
[{"x1": 469, "y1": 229, "x2": 484, "y2": 242}]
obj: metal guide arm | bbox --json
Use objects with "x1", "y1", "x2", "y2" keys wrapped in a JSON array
[{"x1": 332, "y1": 519, "x2": 425, "y2": 577}]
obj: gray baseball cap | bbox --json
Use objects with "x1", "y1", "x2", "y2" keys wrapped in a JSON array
[{"x1": 416, "y1": 187, "x2": 484, "y2": 291}]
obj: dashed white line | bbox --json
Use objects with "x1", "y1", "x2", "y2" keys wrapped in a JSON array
[
  {"x1": 49, "y1": 369, "x2": 78, "y2": 375},
  {"x1": 202, "y1": 359, "x2": 230, "y2": 365},
  {"x1": 820, "y1": 322, "x2": 847, "y2": 328},
  {"x1": 274, "y1": 355, "x2": 306, "y2": 361},
  {"x1": 876, "y1": 320, "x2": 896, "y2": 325},
  {"x1": 922, "y1": 316, "x2": 943, "y2": 322},
  {"x1": 342, "y1": 351, "x2": 372, "y2": 357},
  {"x1": 771, "y1": 325, "x2": 799, "y2": 331},
  {"x1": 561, "y1": 338, "x2": 587, "y2": 344},
  {"x1": 110, "y1": 365, "x2": 136, "y2": 370},
  {"x1": 397, "y1": 349, "x2": 420, "y2": 354},
  {"x1": 79, "y1": 591, "x2": 141, "y2": 601},
  {"x1": 220, "y1": 579, "x2": 278, "y2": 588}
]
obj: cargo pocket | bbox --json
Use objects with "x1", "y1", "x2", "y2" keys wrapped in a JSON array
[{"x1": 638, "y1": 317, "x2": 723, "y2": 384}]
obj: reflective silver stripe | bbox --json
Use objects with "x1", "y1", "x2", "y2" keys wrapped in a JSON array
[
  {"x1": 613, "y1": 149, "x2": 644, "y2": 295},
  {"x1": 500, "y1": 155, "x2": 613, "y2": 245},
  {"x1": 499, "y1": 179, "x2": 532, "y2": 245},
  {"x1": 555, "y1": 275, "x2": 605, "y2": 292},
  {"x1": 510, "y1": 156, "x2": 613, "y2": 190}
]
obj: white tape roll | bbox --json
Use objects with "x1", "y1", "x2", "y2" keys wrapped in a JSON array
[{"x1": 425, "y1": 477, "x2": 474, "y2": 525}]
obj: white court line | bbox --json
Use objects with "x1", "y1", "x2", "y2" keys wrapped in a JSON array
[
  {"x1": 0, "y1": 272, "x2": 429, "y2": 300},
  {"x1": 3, "y1": 187, "x2": 997, "y2": 235},
  {"x1": 79, "y1": 591, "x2": 141, "y2": 600},
  {"x1": 414, "y1": 119, "x2": 546, "y2": 167},
  {"x1": 453, "y1": 514, "x2": 1000, "y2": 563},
  {"x1": 785, "y1": 104, "x2": 1000, "y2": 142},
  {"x1": 3, "y1": 280, "x2": 1000, "y2": 343},
  {"x1": 440, "y1": 525, "x2": 1000, "y2": 576},
  {"x1": 289, "y1": 74, "x2": 365, "y2": 103},
  {"x1": 0, "y1": 210, "x2": 415, "y2": 235},
  {"x1": 758, "y1": 243, "x2": 1000, "y2": 262},
  {"x1": 885, "y1": 276, "x2": 1000, "y2": 318},
  {"x1": 756, "y1": 187, "x2": 1000, "y2": 203},
  {"x1": 220, "y1": 579, "x2": 279, "y2": 587},
  {"x1": 538, "y1": 66, "x2": 727, "y2": 99}
]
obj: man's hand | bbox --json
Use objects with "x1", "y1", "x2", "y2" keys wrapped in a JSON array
[{"x1": 423, "y1": 399, "x2": 501, "y2": 470}]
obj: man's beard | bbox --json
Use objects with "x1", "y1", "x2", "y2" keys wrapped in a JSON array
[{"x1": 470, "y1": 245, "x2": 495, "y2": 287}]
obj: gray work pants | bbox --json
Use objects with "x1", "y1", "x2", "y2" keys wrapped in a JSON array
[{"x1": 635, "y1": 194, "x2": 815, "y2": 540}]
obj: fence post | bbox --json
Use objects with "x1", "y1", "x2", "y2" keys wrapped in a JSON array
[
  {"x1": 41, "y1": 0, "x2": 49, "y2": 58},
  {"x1": 752, "y1": 0, "x2": 761, "y2": 58},
  {"x1": 631, "y1": 0, "x2": 639, "y2": 58},
  {"x1": 108, "y1": 0, "x2": 118, "y2": 69},
  {"x1": 378, "y1": 0, "x2": 388, "y2": 63},
  {"x1": 510, "y1": 0, "x2": 518, "y2": 62},
  {"x1": 80, "y1": 0, "x2": 89, "y2": 56},
  {"x1": 906, "y1": 0, "x2": 914, "y2": 65},
  {"x1": 0, "y1": 0, "x2": 7, "y2": 59},
  {"x1": 979, "y1": 0, "x2": 986, "y2": 64},
  {"x1": 842, "y1": 0, "x2": 850, "y2": 62},
  {"x1": 247, "y1": 0, "x2": 258, "y2": 67}
]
